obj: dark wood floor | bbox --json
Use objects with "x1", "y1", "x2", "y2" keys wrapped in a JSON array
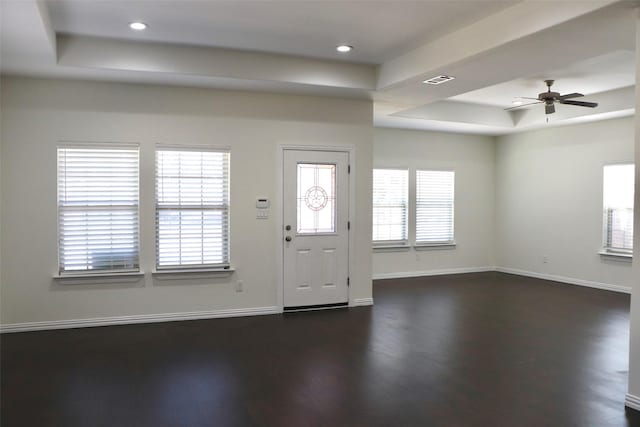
[{"x1": 2, "y1": 272, "x2": 639, "y2": 427}]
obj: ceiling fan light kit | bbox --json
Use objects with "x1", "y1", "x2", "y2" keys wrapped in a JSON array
[{"x1": 506, "y1": 79, "x2": 598, "y2": 115}]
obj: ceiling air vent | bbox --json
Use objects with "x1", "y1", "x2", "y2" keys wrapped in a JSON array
[{"x1": 422, "y1": 75, "x2": 455, "y2": 85}]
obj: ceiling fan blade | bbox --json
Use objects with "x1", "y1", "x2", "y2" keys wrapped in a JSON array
[
  {"x1": 558, "y1": 92, "x2": 584, "y2": 100},
  {"x1": 559, "y1": 100, "x2": 598, "y2": 108},
  {"x1": 517, "y1": 97, "x2": 540, "y2": 100},
  {"x1": 504, "y1": 101, "x2": 542, "y2": 111},
  {"x1": 545, "y1": 104, "x2": 555, "y2": 114}
]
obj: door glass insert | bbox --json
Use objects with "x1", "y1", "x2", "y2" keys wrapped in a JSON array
[{"x1": 297, "y1": 163, "x2": 336, "y2": 234}]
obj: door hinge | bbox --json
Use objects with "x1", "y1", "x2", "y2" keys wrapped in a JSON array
[
  {"x1": 347, "y1": 277, "x2": 350, "y2": 286},
  {"x1": 347, "y1": 221, "x2": 351, "y2": 230},
  {"x1": 348, "y1": 164, "x2": 351, "y2": 174}
]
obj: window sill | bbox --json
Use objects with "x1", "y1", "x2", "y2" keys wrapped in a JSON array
[
  {"x1": 152, "y1": 268, "x2": 236, "y2": 280},
  {"x1": 373, "y1": 244, "x2": 411, "y2": 253},
  {"x1": 598, "y1": 250, "x2": 632, "y2": 262},
  {"x1": 414, "y1": 243, "x2": 456, "y2": 251},
  {"x1": 53, "y1": 271, "x2": 145, "y2": 285}
]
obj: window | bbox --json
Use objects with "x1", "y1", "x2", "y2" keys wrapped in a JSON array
[
  {"x1": 416, "y1": 170, "x2": 455, "y2": 245},
  {"x1": 57, "y1": 143, "x2": 140, "y2": 274},
  {"x1": 156, "y1": 147, "x2": 230, "y2": 269},
  {"x1": 297, "y1": 163, "x2": 336, "y2": 234},
  {"x1": 603, "y1": 164, "x2": 634, "y2": 254},
  {"x1": 372, "y1": 169, "x2": 408, "y2": 245}
]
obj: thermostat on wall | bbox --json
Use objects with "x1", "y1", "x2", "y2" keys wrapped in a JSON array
[
  {"x1": 256, "y1": 198, "x2": 270, "y2": 219},
  {"x1": 256, "y1": 198, "x2": 270, "y2": 209}
]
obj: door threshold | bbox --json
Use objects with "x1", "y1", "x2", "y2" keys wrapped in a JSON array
[{"x1": 283, "y1": 302, "x2": 348, "y2": 313}]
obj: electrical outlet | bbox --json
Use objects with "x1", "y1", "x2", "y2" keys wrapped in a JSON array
[
  {"x1": 543, "y1": 255, "x2": 549, "y2": 264},
  {"x1": 235, "y1": 280, "x2": 243, "y2": 292}
]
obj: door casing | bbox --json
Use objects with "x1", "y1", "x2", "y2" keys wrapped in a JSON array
[{"x1": 276, "y1": 145, "x2": 355, "y2": 312}]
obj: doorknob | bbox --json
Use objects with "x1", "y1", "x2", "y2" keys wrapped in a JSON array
[{"x1": 285, "y1": 236, "x2": 292, "y2": 242}]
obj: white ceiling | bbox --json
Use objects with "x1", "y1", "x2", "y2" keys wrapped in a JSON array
[
  {"x1": 46, "y1": 0, "x2": 518, "y2": 64},
  {"x1": 451, "y1": 50, "x2": 636, "y2": 108},
  {"x1": 0, "y1": 0, "x2": 636, "y2": 135}
]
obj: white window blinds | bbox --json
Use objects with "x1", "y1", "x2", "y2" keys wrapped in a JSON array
[
  {"x1": 372, "y1": 169, "x2": 408, "y2": 244},
  {"x1": 603, "y1": 164, "x2": 634, "y2": 253},
  {"x1": 57, "y1": 143, "x2": 140, "y2": 274},
  {"x1": 156, "y1": 147, "x2": 230, "y2": 269},
  {"x1": 416, "y1": 170, "x2": 455, "y2": 244}
]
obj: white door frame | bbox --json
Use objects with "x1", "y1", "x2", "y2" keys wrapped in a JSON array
[{"x1": 276, "y1": 145, "x2": 355, "y2": 312}]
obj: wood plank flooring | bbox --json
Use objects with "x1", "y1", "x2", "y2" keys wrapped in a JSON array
[{"x1": 2, "y1": 272, "x2": 639, "y2": 426}]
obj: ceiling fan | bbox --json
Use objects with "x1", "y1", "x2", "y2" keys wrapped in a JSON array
[{"x1": 506, "y1": 80, "x2": 598, "y2": 114}]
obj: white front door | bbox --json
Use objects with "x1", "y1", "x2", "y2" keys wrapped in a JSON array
[{"x1": 283, "y1": 149, "x2": 349, "y2": 309}]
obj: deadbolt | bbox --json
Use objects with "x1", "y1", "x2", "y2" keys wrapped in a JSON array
[
  {"x1": 285, "y1": 225, "x2": 291, "y2": 231},
  {"x1": 285, "y1": 236, "x2": 292, "y2": 242}
]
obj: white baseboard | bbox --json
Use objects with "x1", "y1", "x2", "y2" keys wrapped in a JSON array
[
  {"x1": 626, "y1": 393, "x2": 640, "y2": 411},
  {"x1": 373, "y1": 266, "x2": 494, "y2": 280},
  {"x1": 0, "y1": 306, "x2": 280, "y2": 333},
  {"x1": 495, "y1": 267, "x2": 631, "y2": 294},
  {"x1": 352, "y1": 297, "x2": 374, "y2": 306},
  {"x1": 3, "y1": 266, "x2": 628, "y2": 332},
  {"x1": 372, "y1": 266, "x2": 631, "y2": 294}
]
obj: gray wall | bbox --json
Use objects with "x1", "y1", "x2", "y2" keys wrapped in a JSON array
[
  {"x1": 0, "y1": 76, "x2": 373, "y2": 327},
  {"x1": 495, "y1": 117, "x2": 635, "y2": 292},
  {"x1": 372, "y1": 128, "x2": 496, "y2": 278},
  {"x1": 372, "y1": 118, "x2": 634, "y2": 292}
]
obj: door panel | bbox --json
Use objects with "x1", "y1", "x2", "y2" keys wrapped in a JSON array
[
  {"x1": 283, "y1": 150, "x2": 349, "y2": 308},
  {"x1": 295, "y1": 249, "x2": 312, "y2": 289},
  {"x1": 321, "y1": 248, "x2": 337, "y2": 288}
]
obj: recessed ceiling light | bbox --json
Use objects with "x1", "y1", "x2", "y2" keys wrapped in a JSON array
[
  {"x1": 512, "y1": 100, "x2": 523, "y2": 106},
  {"x1": 129, "y1": 22, "x2": 148, "y2": 31},
  {"x1": 336, "y1": 45, "x2": 353, "y2": 53}
]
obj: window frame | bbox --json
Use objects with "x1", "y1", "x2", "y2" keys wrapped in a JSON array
[
  {"x1": 372, "y1": 167, "x2": 410, "y2": 247},
  {"x1": 154, "y1": 144, "x2": 231, "y2": 271},
  {"x1": 415, "y1": 169, "x2": 455, "y2": 247},
  {"x1": 56, "y1": 141, "x2": 141, "y2": 276},
  {"x1": 601, "y1": 163, "x2": 634, "y2": 257}
]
